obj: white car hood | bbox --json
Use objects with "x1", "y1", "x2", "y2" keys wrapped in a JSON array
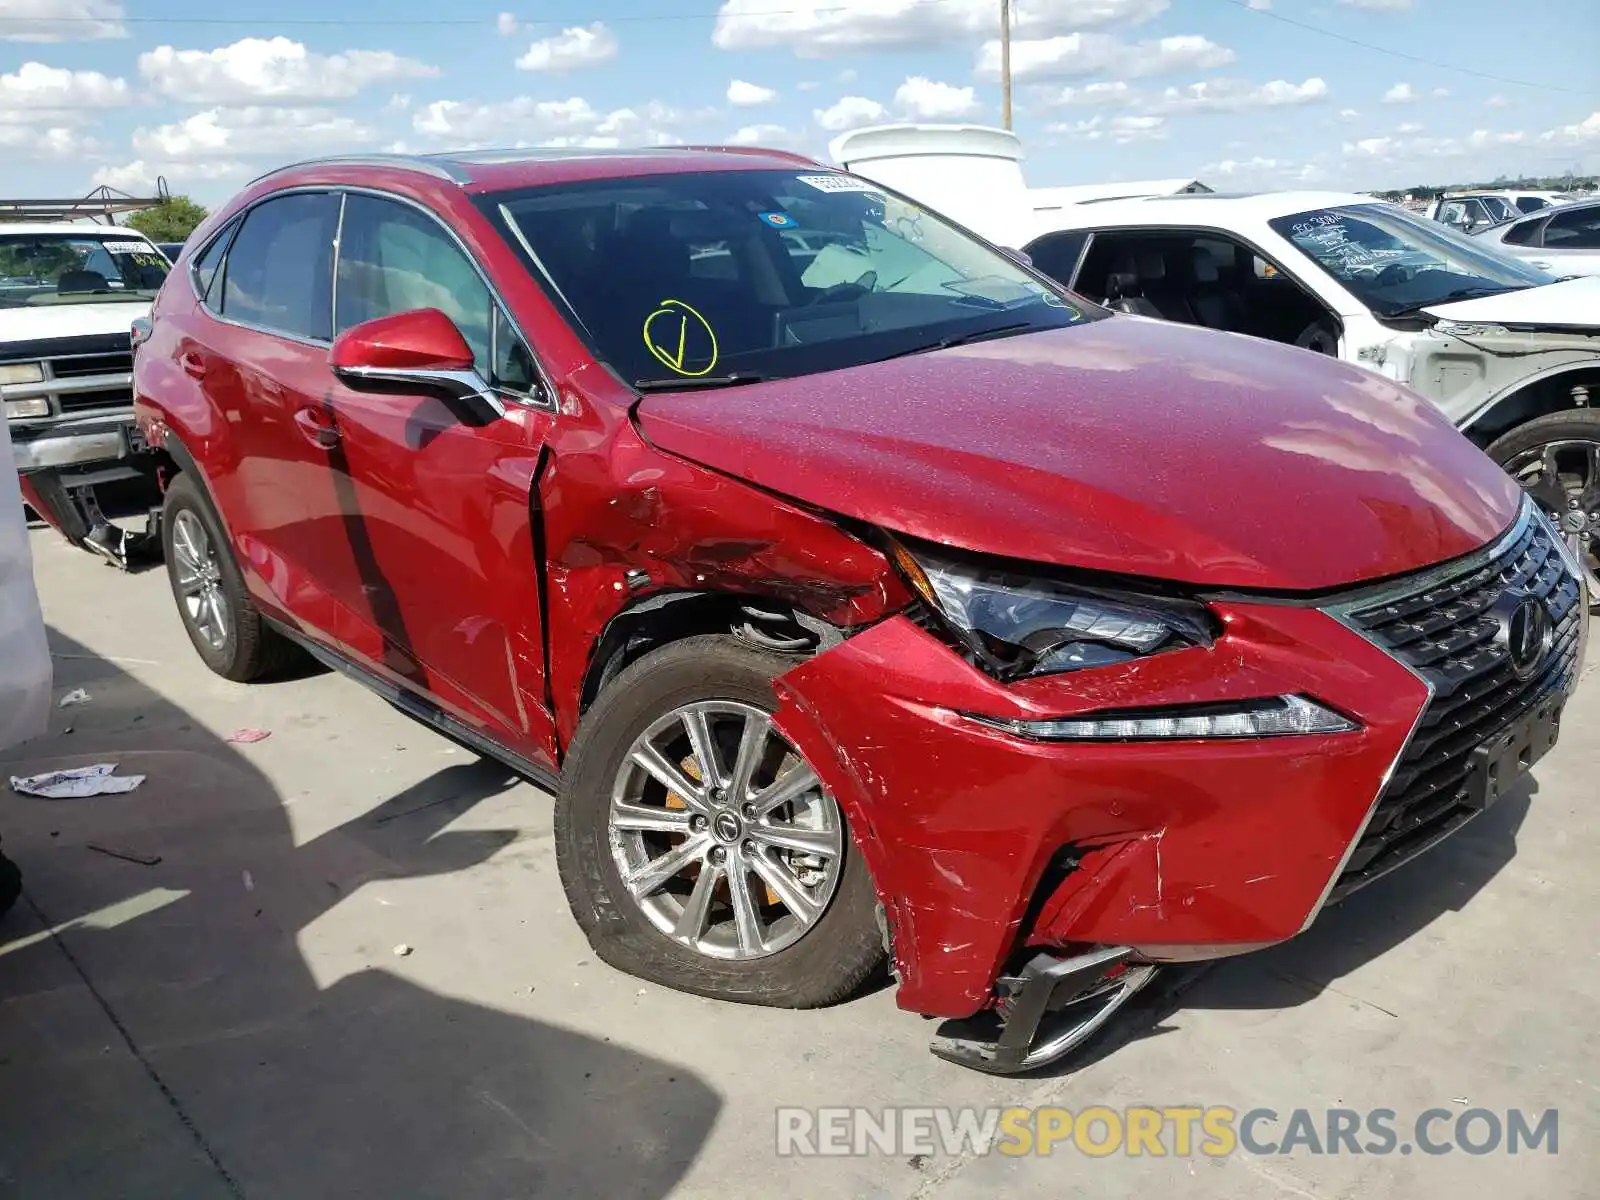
[
  {"x1": 1, "y1": 300, "x2": 149, "y2": 345},
  {"x1": 1423, "y1": 275, "x2": 1600, "y2": 329}
]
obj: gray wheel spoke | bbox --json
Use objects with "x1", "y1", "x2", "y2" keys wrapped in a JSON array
[
  {"x1": 206, "y1": 589, "x2": 230, "y2": 642},
  {"x1": 749, "y1": 764, "x2": 820, "y2": 818},
  {"x1": 622, "y1": 834, "x2": 708, "y2": 900},
  {"x1": 672, "y1": 861, "x2": 722, "y2": 943},
  {"x1": 682, "y1": 708, "x2": 728, "y2": 792},
  {"x1": 751, "y1": 822, "x2": 838, "y2": 858},
  {"x1": 611, "y1": 802, "x2": 692, "y2": 835},
  {"x1": 175, "y1": 573, "x2": 204, "y2": 597},
  {"x1": 727, "y1": 711, "x2": 771, "y2": 802},
  {"x1": 629, "y1": 744, "x2": 709, "y2": 814},
  {"x1": 747, "y1": 849, "x2": 821, "y2": 925},
  {"x1": 724, "y1": 860, "x2": 764, "y2": 954}
]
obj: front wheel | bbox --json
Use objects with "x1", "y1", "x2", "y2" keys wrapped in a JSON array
[
  {"x1": 555, "y1": 635, "x2": 883, "y2": 1008},
  {"x1": 1487, "y1": 410, "x2": 1600, "y2": 599}
]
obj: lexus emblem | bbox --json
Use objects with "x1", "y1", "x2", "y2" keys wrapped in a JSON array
[{"x1": 1499, "y1": 593, "x2": 1552, "y2": 680}]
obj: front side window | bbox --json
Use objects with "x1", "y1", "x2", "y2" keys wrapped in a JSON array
[
  {"x1": 335, "y1": 193, "x2": 493, "y2": 372},
  {"x1": 1271, "y1": 203, "x2": 1553, "y2": 317},
  {"x1": 220, "y1": 192, "x2": 338, "y2": 340},
  {"x1": 0, "y1": 233, "x2": 169, "y2": 308},
  {"x1": 483, "y1": 169, "x2": 1095, "y2": 388}
]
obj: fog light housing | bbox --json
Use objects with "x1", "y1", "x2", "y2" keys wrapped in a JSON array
[
  {"x1": 971, "y1": 694, "x2": 1359, "y2": 741},
  {"x1": 4, "y1": 398, "x2": 50, "y2": 419},
  {"x1": 0, "y1": 362, "x2": 45, "y2": 386}
]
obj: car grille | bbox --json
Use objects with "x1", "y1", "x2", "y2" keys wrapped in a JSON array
[
  {"x1": 1, "y1": 333, "x2": 134, "y2": 418},
  {"x1": 1328, "y1": 506, "x2": 1584, "y2": 901}
]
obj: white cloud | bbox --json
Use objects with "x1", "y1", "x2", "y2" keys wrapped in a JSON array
[
  {"x1": 727, "y1": 123, "x2": 790, "y2": 145},
  {"x1": 1337, "y1": 0, "x2": 1414, "y2": 8},
  {"x1": 1486, "y1": 95, "x2": 1510, "y2": 109},
  {"x1": 411, "y1": 95, "x2": 684, "y2": 148},
  {"x1": 1203, "y1": 156, "x2": 1328, "y2": 187},
  {"x1": 496, "y1": 12, "x2": 518, "y2": 36},
  {"x1": 727, "y1": 79, "x2": 778, "y2": 107},
  {"x1": 132, "y1": 106, "x2": 373, "y2": 159},
  {"x1": 1339, "y1": 108, "x2": 1360, "y2": 120},
  {"x1": 714, "y1": 0, "x2": 1168, "y2": 56},
  {"x1": 1432, "y1": 87, "x2": 1451, "y2": 98},
  {"x1": 1397, "y1": 121, "x2": 1423, "y2": 134},
  {"x1": 90, "y1": 158, "x2": 249, "y2": 194},
  {"x1": 979, "y1": 33, "x2": 1235, "y2": 82},
  {"x1": 139, "y1": 37, "x2": 437, "y2": 104},
  {"x1": 1539, "y1": 110, "x2": 1600, "y2": 148},
  {"x1": 0, "y1": 0, "x2": 125, "y2": 43},
  {"x1": 797, "y1": 80, "x2": 821, "y2": 92},
  {"x1": 1382, "y1": 82, "x2": 1418, "y2": 104},
  {"x1": 0, "y1": 123, "x2": 97, "y2": 156},
  {"x1": 1047, "y1": 113, "x2": 1167, "y2": 143},
  {"x1": 1344, "y1": 127, "x2": 1528, "y2": 163},
  {"x1": 1246, "y1": 0, "x2": 1271, "y2": 8},
  {"x1": 894, "y1": 76, "x2": 979, "y2": 120},
  {"x1": 0, "y1": 62, "x2": 127, "y2": 117},
  {"x1": 515, "y1": 22, "x2": 619, "y2": 72},
  {"x1": 814, "y1": 95, "x2": 888, "y2": 132},
  {"x1": 1153, "y1": 76, "x2": 1327, "y2": 115},
  {"x1": 1035, "y1": 80, "x2": 1136, "y2": 108}
]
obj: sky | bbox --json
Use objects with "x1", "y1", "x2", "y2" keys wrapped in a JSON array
[{"x1": 1, "y1": 0, "x2": 1597, "y2": 209}]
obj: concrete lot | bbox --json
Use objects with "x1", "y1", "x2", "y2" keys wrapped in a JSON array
[{"x1": 2, "y1": 525, "x2": 1597, "y2": 1199}]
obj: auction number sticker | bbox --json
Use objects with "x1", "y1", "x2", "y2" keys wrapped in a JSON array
[
  {"x1": 796, "y1": 174, "x2": 881, "y2": 194},
  {"x1": 104, "y1": 241, "x2": 154, "y2": 254},
  {"x1": 642, "y1": 298, "x2": 720, "y2": 377}
]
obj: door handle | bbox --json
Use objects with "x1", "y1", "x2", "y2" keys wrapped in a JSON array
[
  {"x1": 293, "y1": 406, "x2": 342, "y2": 450},
  {"x1": 179, "y1": 351, "x2": 206, "y2": 379}
]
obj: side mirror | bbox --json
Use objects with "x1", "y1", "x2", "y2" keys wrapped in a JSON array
[
  {"x1": 330, "y1": 308, "x2": 503, "y2": 416},
  {"x1": 1000, "y1": 246, "x2": 1034, "y2": 268}
]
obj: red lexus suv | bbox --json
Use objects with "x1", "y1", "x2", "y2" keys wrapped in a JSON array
[{"x1": 132, "y1": 148, "x2": 1589, "y2": 1074}]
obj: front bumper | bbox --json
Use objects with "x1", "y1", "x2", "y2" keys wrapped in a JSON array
[
  {"x1": 772, "y1": 504, "x2": 1587, "y2": 1030},
  {"x1": 11, "y1": 413, "x2": 141, "y2": 472}
]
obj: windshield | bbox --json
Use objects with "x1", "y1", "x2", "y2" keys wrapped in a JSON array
[
  {"x1": 484, "y1": 169, "x2": 1095, "y2": 387},
  {"x1": 0, "y1": 233, "x2": 169, "y2": 308},
  {"x1": 1270, "y1": 204, "x2": 1553, "y2": 317}
]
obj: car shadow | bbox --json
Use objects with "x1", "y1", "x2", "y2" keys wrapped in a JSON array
[{"x1": 0, "y1": 631, "x2": 720, "y2": 1199}]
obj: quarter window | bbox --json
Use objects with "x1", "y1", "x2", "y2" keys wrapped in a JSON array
[
  {"x1": 335, "y1": 193, "x2": 492, "y2": 374},
  {"x1": 1541, "y1": 206, "x2": 1600, "y2": 250},
  {"x1": 219, "y1": 192, "x2": 339, "y2": 340},
  {"x1": 191, "y1": 223, "x2": 232, "y2": 303}
]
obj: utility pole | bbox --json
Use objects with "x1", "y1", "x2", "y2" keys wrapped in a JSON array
[{"x1": 1000, "y1": 0, "x2": 1013, "y2": 130}]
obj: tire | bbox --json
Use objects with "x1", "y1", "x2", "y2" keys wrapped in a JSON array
[
  {"x1": 1487, "y1": 410, "x2": 1600, "y2": 597},
  {"x1": 555, "y1": 634, "x2": 883, "y2": 1008},
  {"x1": 1294, "y1": 320, "x2": 1339, "y2": 355},
  {"x1": 161, "y1": 472, "x2": 298, "y2": 682}
]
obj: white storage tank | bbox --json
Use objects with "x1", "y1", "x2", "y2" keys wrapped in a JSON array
[{"x1": 828, "y1": 123, "x2": 1037, "y2": 248}]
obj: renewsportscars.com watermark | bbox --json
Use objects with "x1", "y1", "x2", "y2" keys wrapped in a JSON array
[{"x1": 775, "y1": 1106, "x2": 1559, "y2": 1159}]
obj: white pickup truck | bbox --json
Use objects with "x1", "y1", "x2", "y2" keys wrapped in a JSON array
[{"x1": 2, "y1": 222, "x2": 171, "y2": 563}]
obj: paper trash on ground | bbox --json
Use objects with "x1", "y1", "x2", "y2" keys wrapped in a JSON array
[{"x1": 10, "y1": 763, "x2": 146, "y2": 798}]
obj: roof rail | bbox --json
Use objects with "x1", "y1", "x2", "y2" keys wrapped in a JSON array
[
  {"x1": 0, "y1": 179, "x2": 171, "y2": 225},
  {"x1": 245, "y1": 153, "x2": 471, "y2": 188}
]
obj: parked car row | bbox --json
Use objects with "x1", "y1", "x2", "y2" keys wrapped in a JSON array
[{"x1": 7, "y1": 145, "x2": 1595, "y2": 1076}]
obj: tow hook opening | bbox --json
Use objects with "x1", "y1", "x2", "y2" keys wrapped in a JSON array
[{"x1": 929, "y1": 945, "x2": 1157, "y2": 1076}]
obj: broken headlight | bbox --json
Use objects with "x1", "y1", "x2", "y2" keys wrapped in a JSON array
[{"x1": 891, "y1": 541, "x2": 1217, "y2": 681}]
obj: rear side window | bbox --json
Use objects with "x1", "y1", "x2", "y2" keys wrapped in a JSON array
[
  {"x1": 220, "y1": 192, "x2": 338, "y2": 340},
  {"x1": 335, "y1": 193, "x2": 492, "y2": 373},
  {"x1": 1025, "y1": 231, "x2": 1089, "y2": 286},
  {"x1": 1542, "y1": 206, "x2": 1600, "y2": 250}
]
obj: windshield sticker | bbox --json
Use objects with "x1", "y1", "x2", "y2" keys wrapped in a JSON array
[
  {"x1": 642, "y1": 299, "x2": 720, "y2": 377},
  {"x1": 759, "y1": 211, "x2": 797, "y2": 229},
  {"x1": 1039, "y1": 291, "x2": 1079, "y2": 314},
  {"x1": 795, "y1": 174, "x2": 880, "y2": 194},
  {"x1": 103, "y1": 241, "x2": 154, "y2": 254}
]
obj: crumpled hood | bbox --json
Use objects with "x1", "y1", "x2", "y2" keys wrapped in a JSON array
[
  {"x1": 1, "y1": 300, "x2": 148, "y2": 346},
  {"x1": 637, "y1": 317, "x2": 1523, "y2": 591},
  {"x1": 1423, "y1": 275, "x2": 1600, "y2": 330}
]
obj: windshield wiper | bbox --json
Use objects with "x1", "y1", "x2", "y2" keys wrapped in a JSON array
[
  {"x1": 634, "y1": 372, "x2": 769, "y2": 393},
  {"x1": 1387, "y1": 285, "x2": 1518, "y2": 316},
  {"x1": 871, "y1": 322, "x2": 1034, "y2": 364}
]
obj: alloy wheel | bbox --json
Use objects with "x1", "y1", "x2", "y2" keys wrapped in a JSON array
[
  {"x1": 607, "y1": 701, "x2": 844, "y2": 961},
  {"x1": 170, "y1": 509, "x2": 231, "y2": 651},
  {"x1": 1506, "y1": 438, "x2": 1600, "y2": 599}
]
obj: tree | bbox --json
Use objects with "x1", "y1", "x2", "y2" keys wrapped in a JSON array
[{"x1": 125, "y1": 195, "x2": 210, "y2": 244}]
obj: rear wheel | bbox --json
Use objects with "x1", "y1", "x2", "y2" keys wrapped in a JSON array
[
  {"x1": 1488, "y1": 411, "x2": 1600, "y2": 599},
  {"x1": 555, "y1": 635, "x2": 883, "y2": 1007},
  {"x1": 161, "y1": 473, "x2": 297, "y2": 681}
]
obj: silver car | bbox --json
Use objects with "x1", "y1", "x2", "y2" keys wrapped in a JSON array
[{"x1": 1478, "y1": 199, "x2": 1600, "y2": 278}]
